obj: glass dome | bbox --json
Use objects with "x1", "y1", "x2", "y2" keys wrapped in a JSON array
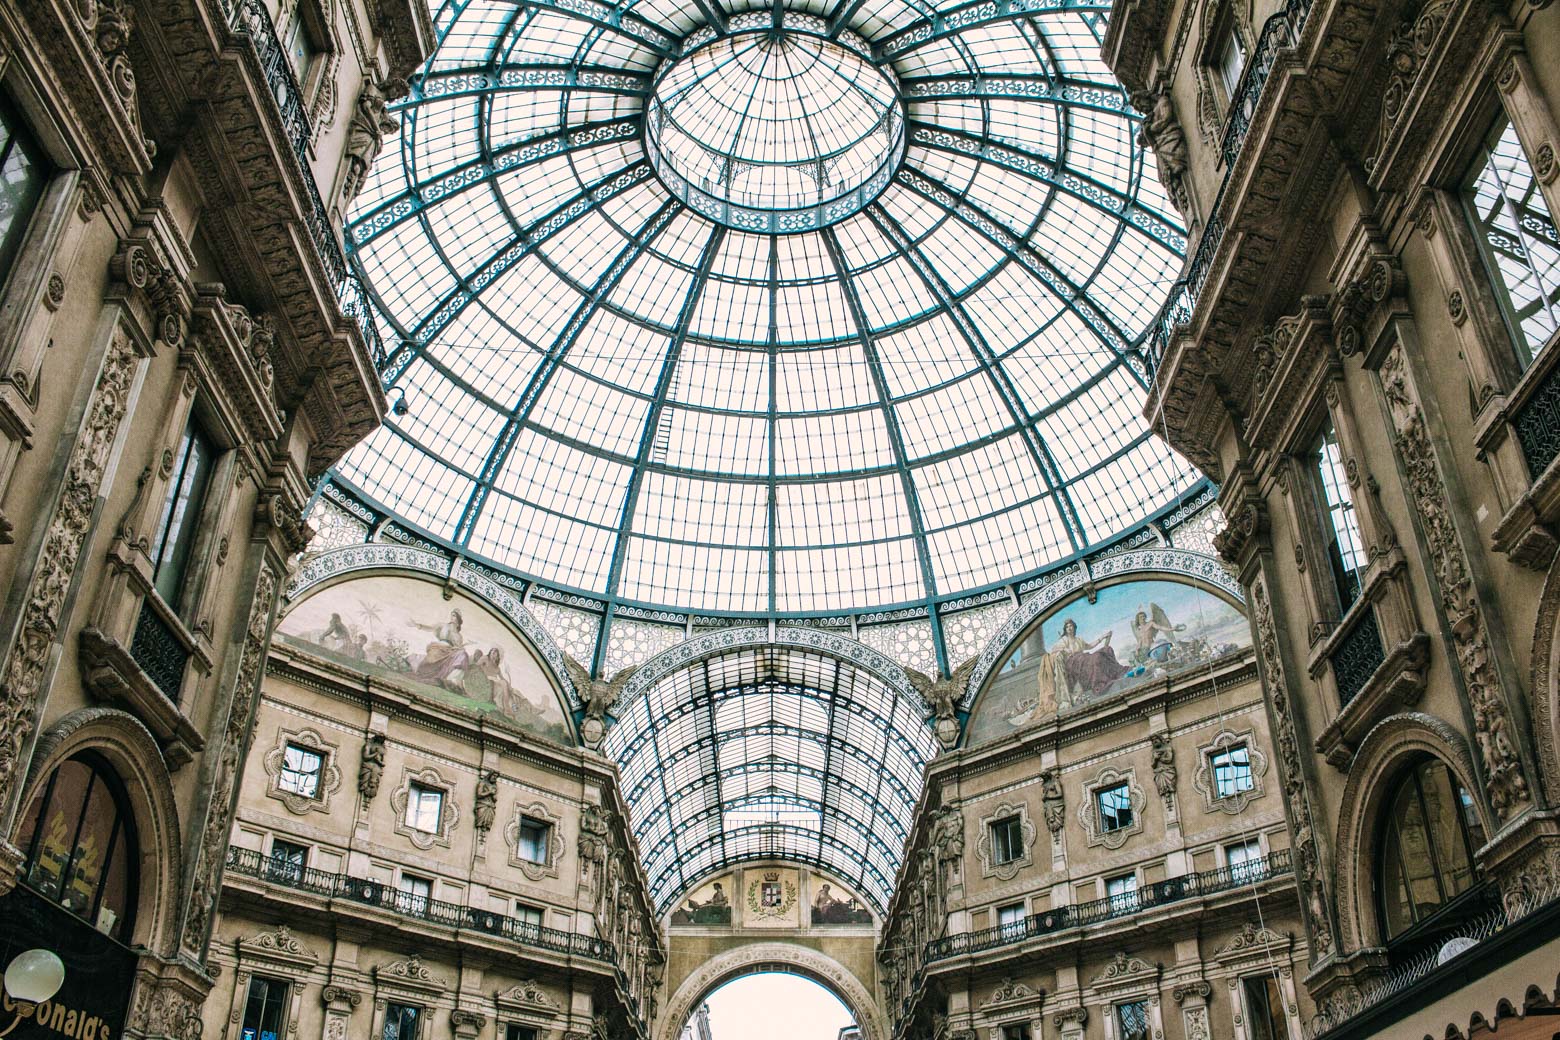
[{"x1": 339, "y1": 0, "x2": 1199, "y2": 620}]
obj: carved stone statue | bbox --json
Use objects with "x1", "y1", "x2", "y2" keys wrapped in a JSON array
[
  {"x1": 358, "y1": 732, "x2": 386, "y2": 800},
  {"x1": 905, "y1": 656, "x2": 978, "y2": 751},
  {"x1": 1150, "y1": 732, "x2": 1177, "y2": 809},
  {"x1": 562, "y1": 654, "x2": 639, "y2": 749},
  {"x1": 1041, "y1": 769, "x2": 1065, "y2": 835},
  {"x1": 578, "y1": 801, "x2": 613, "y2": 880},
  {"x1": 931, "y1": 803, "x2": 965, "y2": 868},
  {"x1": 340, "y1": 83, "x2": 400, "y2": 206},
  {"x1": 1135, "y1": 87, "x2": 1190, "y2": 215},
  {"x1": 473, "y1": 769, "x2": 498, "y2": 833}
]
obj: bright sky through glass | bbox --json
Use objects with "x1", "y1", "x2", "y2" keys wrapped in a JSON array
[
  {"x1": 702, "y1": 974, "x2": 855, "y2": 1040},
  {"x1": 340, "y1": 0, "x2": 1201, "y2": 618}
]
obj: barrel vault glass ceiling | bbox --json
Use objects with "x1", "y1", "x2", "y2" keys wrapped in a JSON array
[{"x1": 337, "y1": 0, "x2": 1202, "y2": 626}]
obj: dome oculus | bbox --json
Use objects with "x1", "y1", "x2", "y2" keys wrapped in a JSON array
[{"x1": 644, "y1": 17, "x2": 904, "y2": 232}]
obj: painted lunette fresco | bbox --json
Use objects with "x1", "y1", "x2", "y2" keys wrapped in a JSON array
[
  {"x1": 965, "y1": 578, "x2": 1251, "y2": 748},
  {"x1": 276, "y1": 573, "x2": 572, "y2": 744}
]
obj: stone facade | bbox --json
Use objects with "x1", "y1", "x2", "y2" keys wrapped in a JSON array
[
  {"x1": 0, "y1": 0, "x2": 428, "y2": 1034},
  {"x1": 1106, "y1": 0, "x2": 1560, "y2": 1028}
]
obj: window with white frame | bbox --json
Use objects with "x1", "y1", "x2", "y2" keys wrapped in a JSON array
[
  {"x1": 996, "y1": 901, "x2": 1026, "y2": 936},
  {"x1": 397, "y1": 873, "x2": 432, "y2": 916},
  {"x1": 1210, "y1": 743, "x2": 1255, "y2": 798},
  {"x1": 404, "y1": 782, "x2": 444, "y2": 833},
  {"x1": 1312, "y1": 423, "x2": 1367, "y2": 612},
  {"x1": 1216, "y1": 27, "x2": 1247, "y2": 100},
  {"x1": 1463, "y1": 115, "x2": 1560, "y2": 366},
  {"x1": 514, "y1": 900, "x2": 544, "y2": 935},
  {"x1": 1105, "y1": 872, "x2": 1139, "y2": 915},
  {"x1": 1225, "y1": 838, "x2": 1263, "y2": 881},
  {"x1": 278, "y1": 744, "x2": 324, "y2": 799},
  {"x1": 1097, "y1": 783, "x2": 1134, "y2": 833},
  {"x1": 989, "y1": 815, "x2": 1025, "y2": 865},
  {"x1": 516, "y1": 816, "x2": 551, "y2": 864},
  {"x1": 150, "y1": 420, "x2": 218, "y2": 615}
]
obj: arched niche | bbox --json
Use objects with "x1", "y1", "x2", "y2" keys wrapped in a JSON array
[
  {"x1": 962, "y1": 562, "x2": 1251, "y2": 749},
  {"x1": 16, "y1": 708, "x2": 183, "y2": 957},
  {"x1": 657, "y1": 942, "x2": 883, "y2": 1040},
  {"x1": 278, "y1": 548, "x2": 575, "y2": 745},
  {"x1": 1331, "y1": 712, "x2": 1488, "y2": 953}
]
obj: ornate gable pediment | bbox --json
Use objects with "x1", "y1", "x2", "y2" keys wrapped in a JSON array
[
  {"x1": 495, "y1": 980, "x2": 562, "y2": 1019},
  {"x1": 374, "y1": 956, "x2": 446, "y2": 997},
  {"x1": 979, "y1": 977, "x2": 1044, "y2": 1014},
  {"x1": 1090, "y1": 951, "x2": 1160, "y2": 992},
  {"x1": 237, "y1": 925, "x2": 319, "y2": 974},
  {"x1": 1214, "y1": 922, "x2": 1292, "y2": 963}
]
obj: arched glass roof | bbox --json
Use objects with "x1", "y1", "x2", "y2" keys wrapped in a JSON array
[
  {"x1": 601, "y1": 645, "x2": 939, "y2": 914},
  {"x1": 338, "y1": 0, "x2": 1200, "y2": 621}
]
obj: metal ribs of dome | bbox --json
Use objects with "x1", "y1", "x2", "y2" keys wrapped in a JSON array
[{"x1": 338, "y1": 0, "x2": 1202, "y2": 675}]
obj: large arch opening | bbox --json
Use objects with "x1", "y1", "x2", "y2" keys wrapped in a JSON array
[
  {"x1": 659, "y1": 943, "x2": 882, "y2": 1040},
  {"x1": 683, "y1": 972, "x2": 857, "y2": 1040}
]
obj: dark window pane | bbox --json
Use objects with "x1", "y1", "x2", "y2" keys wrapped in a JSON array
[
  {"x1": 152, "y1": 422, "x2": 217, "y2": 610},
  {"x1": 1116, "y1": 1001, "x2": 1149, "y2": 1040},
  {"x1": 1243, "y1": 975, "x2": 1287, "y2": 1040},
  {"x1": 1314, "y1": 424, "x2": 1365, "y2": 611},
  {"x1": 384, "y1": 1004, "x2": 421, "y2": 1040},
  {"x1": 0, "y1": 94, "x2": 49, "y2": 286},
  {"x1": 1098, "y1": 783, "x2": 1133, "y2": 832},
  {"x1": 1377, "y1": 758, "x2": 1484, "y2": 940},
  {"x1": 241, "y1": 977, "x2": 290, "y2": 1040}
]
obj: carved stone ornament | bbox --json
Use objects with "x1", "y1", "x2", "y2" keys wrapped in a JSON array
[
  {"x1": 495, "y1": 980, "x2": 562, "y2": 1014},
  {"x1": 975, "y1": 801, "x2": 1037, "y2": 880},
  {"x1": 0, "y1": 327, "x2": 140, "y2": 825},
  {"x1": 321, "y1": 986, "x2": 363, "y2": 1009},
  {"x1": 184, "y1": 562, "x2": 279, "y2": 955},
  {"x1": 905, "y1": 656, "x2": 978, "y2": 750},
  {"x1": 390, "y1": 765, "x2": 460, "y2": 850},
  {"x1": 1134, "y1": 86, "x2": 1190, "y2": 215},
  {"x1": 1251, "y1": 576, "x2": 1335, "y2": 956},
  {"x1": 238, "y1": 924, "x2": 317, "y2": 963},
  {"x1": 262, "y1": 726, "x2": 343, "y2": 815},
  {"x1": 1183, "y1": 1005, "x2": 1211, "y2": 1040},
  {"x1": 562, "y1": 653, "x2": 639, "y2": 748},
  {"x1": 358, "y1": 731, "x2": 386, "y2": 800},
  {"x1": 1379, "y1": 0, "x2": 1455, "y2": 138},
  {"x1": 505, "y1": 800, "x2": 564, "y2": 880},
  {"x1": 450, "y1": 1009, "x2": 485, "y2": 1038},
  {"x1": 339, "y1": 82, "x2": 401, "y2": 205},
  {"x1": 1090, "y1": 951, "x2": 1157, "y2": 986},
  {"x1": 931, "y1": 803, "x2": 965, "y2": 869},
  {"x1": 980, "y1": 977, "x2": 1043, "y2": 1010},
  {"x1": 1150, "y1": 732, "x2": 1177, "y2": 810},
  {"x1": 1214, "y1": 921, "x2": 1290, "y2": 960},
  {"x1": 1190, "y1": 729, "x2": 1269, "y2": 814},
  {"x1": 1051, "y1": 1007, "x2": 1088, "y2": 1029},
  {"x1": 1172, "y1": 981, "x2": 1212, "y2": 1004},
  {"x1": 1536, "y1": 143, "x2": 1556, "y2": 183},
  {"x1": 43, "y1": 273, "x2": 65, "y2": 311},
  {"x1": 473, "y1": 769, "x2": 499, "y2": 834},
  {"x1": 1040, "y1": 768, "x2": 1065, "y2": 835},
  {"x1": 130, "y1": 983, "x2": 203, "y2": 1040},
  {"x1": 1379, "y1": 347, "x2": 1532, "y2": 820},
  {"x1": 577, "y1": 800, "x2": 614, "y2": 883},
  {"x1": 375, "y1": 956, "x2": 446, "y2": 992},
  {"x1": 1447, "y1": 290, "x2": 1466, "y2": 325},
  {"x1": 1078, "y1": 767, "x2": 1146, "y2": 850},
  {"x1": 1213, "y1": 502, "x2": 1265, "y2": 565}
]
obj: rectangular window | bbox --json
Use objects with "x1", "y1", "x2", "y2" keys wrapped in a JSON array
[
  {"x1": 1115, "y1": 1000, "x2": 1151, "y2": 1040},
  {"x1": 382, "y1": 1003, "x2": 421, "y2": 1040},
  {"x1": 506, "y1": 1027, "x2": 538, "y2": 1040},
  {"x1": 150, "y1": 420, "x2": 217, "y2": 611},
  {"x1": 397, "y1": 873, "x2": 431, "y2": 916},
  {"x1": 516, "y1": 817, "x2": 551, "y2": 864},
  {"x1": 1464, "y1": 116, "x2": 1560, "y2": 366},
  {"x1": 996, "y1": 901, "x2": 1026, "y2": 936},
  {"x1": 0, "y1": 94, "x2": 49, "y2": 289},
  {"x1": 286, "y1": 16, "x2": 321, "y2": 84},
  {"x1": 267, "y1": 839, "x2": 308, "y2": 884},
  {"x1": 514, "y1": 901, "x2": 544, "y2": 935},
  {"x1": 1211, "y1": 743, "x2": 1255, "y2": 797},
  {"x1": 1105, "y1": 872, "x2": 1139, "y2": 914},
  {"x1": 278, "y1": 744, "x2": 323, "y2": 798},
  {"x1": 989, "y1": 816, "x2": 1025, "y2": 865},
  {"x1": 1097, "y1": 783, "x2": 1134, "y2": 833},
  {"x1": 1001, "y1": 1026, "x2": 1031, "y2": 1040},
  {"x1": 1243, "y1": 975, "x2": 1289, "y2": 1040},
  {"x1": 1225, "y1": 838, "x2": 1264, "y2": 881},
  {"x1": 1217, "y1": 28, "x2": 1247, "y2": 100},
  {"x1": 404, "y1": 782, "x2": 444, "y2": 833},
  {"x1": 240, "y1": 976, "x2": 289, "y2": 1040},
  {"x1": 1313, "y1": 423, "x2": 1366, "y2": 611}
]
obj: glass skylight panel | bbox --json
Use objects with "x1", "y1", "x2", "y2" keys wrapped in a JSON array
[{"x1": 345, "y1": 0, "x2": 1200, "y2": 623}]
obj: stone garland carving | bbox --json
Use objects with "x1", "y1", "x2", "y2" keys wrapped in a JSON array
[
  {"x1": 262, "y1": 726, "x2": 343, "y2": 815},
  {"x1": 240, "y1": 924, "x2": 315, "y2": 960},
  {"x1": 130, "y1": 984, "x2": 203, "y2": 1040},
  {"x1": 1183, "y1": 1006, "x2": 1211, "y2": 1040},
  {"x1": 183, "y1": 563, "x2": 279, "y2": 953},
  {"x1": 358, "y1": 732, "x2": 386, "y2": 801},
  {"x1": 1250, "y1": 577, "x2": 1334, "y2": 956},
  {"x1": 562, "y1": 653, "x2": 639, "y2": 749},
  {"x1": 377, "y1": 955, "x2": 444, "y2": 988},
  {"x1": 0, "y1": 326, "x2": 139, "y2": 814},
  {"x1": 1151, "y1": 732, "x2": 1178, "y2": 811},
  {"x1": 905, "y1": 656, "x2": 978, "y2": 750},
  {"x1": 1379, "y1": 0, "x2": 1455, "y2": 142},
  {"x1": 1379, "y1": 348, "x2": 1532, "y2": 820}
]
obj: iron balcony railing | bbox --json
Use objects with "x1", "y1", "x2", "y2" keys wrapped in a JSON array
[
  {"x1": 225, "y1": 845, "x2": 615, "y2": 962},
  {"x1": 130, "y1": 599, "x2": 189, "y2": 702},
  {"x1": 924, "y1": 848, "x2": 1293, "y2": 961},
  {"x1": 1513, "y1": 359, "x2": 1560, "y2": 479},
  {"x1": 1143, "y1": 0, "x2": 1314, "y2": 380},
  {"x1": 1330, "y1": 603, "x2": 1385, "y2": 707},
  {"x1": 228, "y1": 0, "x2": 387, "y2": 370}
]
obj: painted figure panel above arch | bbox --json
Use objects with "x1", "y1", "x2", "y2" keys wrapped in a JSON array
[
  {"x1": 964, "y1": 576, "x2": 1252, "y2": 748},
  {"x1": 275, "y1": 571, "x2": 573, "y2": 745}
]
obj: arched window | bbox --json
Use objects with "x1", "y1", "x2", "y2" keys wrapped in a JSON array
[
  {"x1": 14, "y1": 752, "x2": 139, "y2": 941},
  {"x1": 1377, "y1": 758, "x2": 1484, "y2": 941}
]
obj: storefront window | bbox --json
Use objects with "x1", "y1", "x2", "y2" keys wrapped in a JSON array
[
  {"x1": 15, "y1": 752, "x2": 138, "y2": 941},
  {"x1": 1377, "y1": 758, "x2": 1485, "y2": 940}
]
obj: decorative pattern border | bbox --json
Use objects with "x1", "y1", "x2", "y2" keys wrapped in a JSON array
[
  {"x1": 1191, "y1": 729, "x2": 1269, "y2": 815},
  {"x1": 283, "y1": 544, "x2": 578, "y2": 708},
  {"x1": 963, "y1": 548, "x2": 1245, "y2": 707},
  {"x1": 261, "y1": 726, "x2": 342, "y2": 816}
]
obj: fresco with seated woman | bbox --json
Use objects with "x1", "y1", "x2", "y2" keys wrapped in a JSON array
[{"x1": 965, "y1": 578, "x2": 1250, "y2": 747}]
